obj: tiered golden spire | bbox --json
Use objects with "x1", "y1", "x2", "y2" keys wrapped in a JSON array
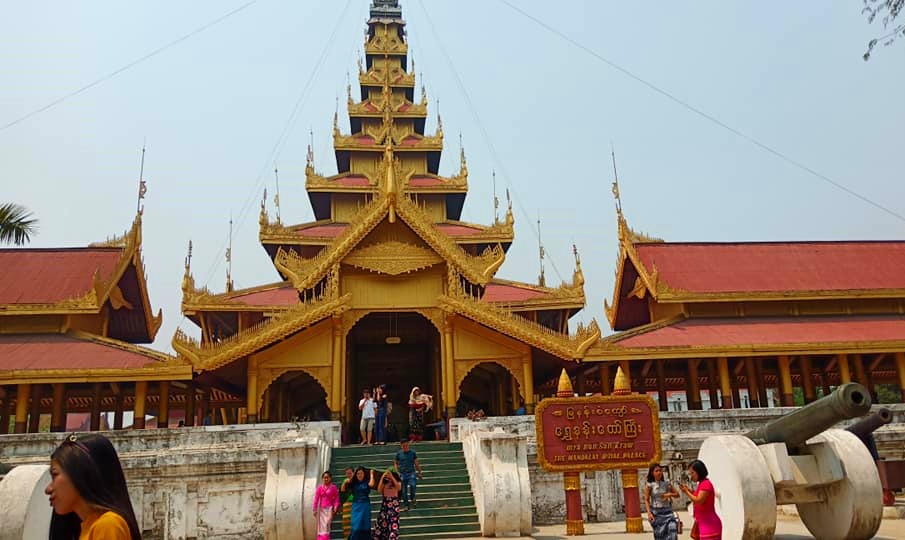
[{"x1": 556, "y1": 368, "x2": 574, "y2": 397}]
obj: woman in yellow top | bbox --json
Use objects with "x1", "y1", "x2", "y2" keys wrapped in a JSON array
[{"x1": 45, "y1": 433, "x2": 141, "y2": 540}]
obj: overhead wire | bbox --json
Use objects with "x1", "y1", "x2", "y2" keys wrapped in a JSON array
[
  {"x1": 196, "y1": 0, "x2": 355, "y2": 290},
  {"x1": 496, "y1": 0, "x2": 905, "y2": 225},
  {"x1": 0, "y1": 0, "x2": 261, "y2": 132},
  {"x1": 414, "y1": 0, "x2": 568, "y2": 283}
]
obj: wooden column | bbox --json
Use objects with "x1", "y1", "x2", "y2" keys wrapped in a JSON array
[
  {"x1": 755, "y1": 359, "x2": 769, "y2": 407},
  {"x1": 331, "y1": 317, "x2": 343, "y2": 420},
  {"x1": 133, "y1": 381, "x2": 147, "y2": 429},
  {"x1": 717, "y1": 356, "x2": 732, "y2": 409},
  {"x1": 777, "y1": 356, "x2": 794, "y2": 407},
  {"x1": 837, "y1": 354, "x2": 852, "y2": 384},
  {"x1": 185, "y1": 382, "x2": 197, "y2": 427},
  {"x1": 14, "y1": 384, "x2": 30, "y2": 434},
  {"x1": 522, "y1": 353, "x2": 535, "y2": 414},
  {"x1": 246, "y1": 358, "x2": 259, "y2": 424},
  {"x1": 705, "y1": 359, "x2": 719, "y2": 409},
  {"x1": 28, "y1": 384, "x2": 43, "y2": 433},
  {"x1": 729, "y1": 359, "x2": 742, "y2": 409},
  {"x1": 261, "y1": 388, "x2": 271, "y2": 422},
  {"x1": 200, "y1": 387, "x2": 211, "y2": 426},
  {"x1": 744, "y1": 358, "x2": 760, "y2": 408},
  {"x1": 113, "y1": 390, "x2": 124, "y2": 430},
  {"x1": 442, "y1": 314, "x2": 457, "y2": 417},
  {"x1": 157, "y1": 381, "x2": 170, "y2": 428},
  {"x1": 89, "y1": 383, "x2": 103, "y2": 431},
  {"x1": 598, "y1": 363, "x2": 611, "y2": 396},
  {"x1": 575, "y1": 371, "x2": 586, "y2": 397},
  {"x1": 0, "y1": 392, "x2": 10, "y2": 435},
  {"x1": 655, "y1": 359, "x2": 668, "y2": 412},
  {"x1": 51, "y1": 383, "x2": 67, "y2": 432},
  {"x1": 800, "y1": 356, "x2": 816, "y2": 403},
  {"x1": 896, "y1": 352, "x2": 905, "y2": 403},
  {"x1": 687, "y1": 360, "x2": 702, "y2": 410},
  {"x1": 852, "y1": 354, "x2": 867, "y2": 385}
]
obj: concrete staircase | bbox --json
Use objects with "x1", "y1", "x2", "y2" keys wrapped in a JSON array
[{"x1": 328, "y1": 441, "x2": 480, "y2": 539}]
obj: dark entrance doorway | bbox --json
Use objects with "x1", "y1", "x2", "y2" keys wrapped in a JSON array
[{"x1": 346, "y1": 312, "x2": 440, "y2": 442}]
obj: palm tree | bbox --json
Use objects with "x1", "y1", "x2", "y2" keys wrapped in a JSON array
[{"x1": 0, "y1": 203, "x2": 38, "y2": 245}]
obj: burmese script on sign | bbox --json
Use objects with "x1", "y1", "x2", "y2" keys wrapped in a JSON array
[{"x1": 535, "y1": 395, "x2": 661, "y2": 472}]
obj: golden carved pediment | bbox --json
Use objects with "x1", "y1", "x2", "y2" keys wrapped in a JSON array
[{"x1": 343, "y1": 241, "x2": 443, "y2": 275}]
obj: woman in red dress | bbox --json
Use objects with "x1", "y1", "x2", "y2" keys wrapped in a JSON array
[
  {"x1": 680, "y1": 460, "x2": 722, "y2": 540},
  {"x1": 407, "y1": 387, "x2": 433, "y2": 441}
]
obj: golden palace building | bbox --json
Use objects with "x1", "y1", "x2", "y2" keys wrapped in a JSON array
[{"x1": 3, "y1": 0, "x2": 905, "y2": 437}]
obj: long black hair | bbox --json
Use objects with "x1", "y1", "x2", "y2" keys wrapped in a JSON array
[
  {"x1": 646, "y1": 463, "x2": 663, "y2": 483},
  {"x1": 350, "y1": 466, "x2": 370, "y2": 488},
  {"x1": 689, "y1": 459, "x2": 709, "y2": 481},
  {"x1": 49, "y1": 433, "x2": 141, "y2": 540}
]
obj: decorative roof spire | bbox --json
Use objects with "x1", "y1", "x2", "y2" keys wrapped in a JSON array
[
  {"x1": 572, "y1": 244, "x2": 584, "y2": 287},
  {"x1": 556, "y1": 368, "x2": 574, "y2": 397},
  {"x1": 613, "y1": 366, "x2": 630, "y2": 396},
  {"x1": 225, "y1": 217, "x2": 234, "y2": 293},
  {"x1": 492, "y1": 170, "x2": 499, "y2": 224},
  {"x1": 537, "y1": 211, "x2": 546, "y2": 287},
  {"x1": 273, "y1": 167, "x2": 281, "y2": 224},
  {"x1": 505, "y1": 189, "x2": 514, "y2": 226},
  {"x1": 383, "y1": 142, "x2": 398, "y2": 223},
  {"x1": 181, "y1": 240, "x2": 193, "y2": 293},
  {"x1": 259, "y1": 188, "x2": 268, "y2": 227},
  {"x1": 136, "y1": 142, "x2": 148, "y2": 215},
  {"x1": 370, "y1": 0, "x2": 402, "y2": 20}
]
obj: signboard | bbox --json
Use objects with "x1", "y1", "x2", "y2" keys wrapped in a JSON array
[{"x1": 535, "y1": 394, "x2": 661, "y2": 472}]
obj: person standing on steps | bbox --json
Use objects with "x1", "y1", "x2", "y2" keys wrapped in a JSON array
[
  {"x1": 375, "y1": 469, "x2": 401, "y2": 540},
  {"x1": 394, "y1": 439, "x2": 423, "y2": 512},
  {"x1": 312, "y1": 471, "x2": 339, "y2": 540},
  {"x1": 359, "y1": 388, "x2": 377, "y2": 445},
  {"x1": 374, "y1": 384, "x2": 389, "y2": 445},
  {"x1": 349, "y1": 467, "x2": 377, "y2": 539},
  {"x1": 340, "y1": 467, "x2": 355, "y2": 539},
  {"x1": 407, "y1": 386, "x2": 432, "y2": 441}
]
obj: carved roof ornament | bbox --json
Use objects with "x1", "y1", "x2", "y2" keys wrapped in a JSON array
[
  {"x1": 505, "y1": 189, "x2": 514, "y2": 226},
  {"x1": 572, "y1": 244, "x2": 585, "y2": 288},
  {"x1": 613, "y1": 366, "x2": 631, "y2": 395},
  {"x1": 344, "y1": 241, "x2": 443, "y2": 275},
  {"x1": 556, "y1": 368, "x2": 574, "y2": 397}
]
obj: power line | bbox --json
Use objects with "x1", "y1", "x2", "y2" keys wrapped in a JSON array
[
  {"x1": 198, "y1": 0, "x2": 355, "y2": 289},
  {"x1": 415, "y1": 0, "x2": 568, "y2": 283},
  {"x1": 0, "y1": 0, "x2": 261, "y2": 132},
  {"x1": 497, "y1": 0, "x2": 905, "y2": 225}
]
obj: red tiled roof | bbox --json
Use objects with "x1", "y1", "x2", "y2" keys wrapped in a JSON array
[
  {"x1": 295, "y1": 224, "x2": 348, "y2": 238},
  {"x1": 0, "y1": 248, "x2": 122, "y2": 304},
  {"x1": 483, "y1": 283, "x2": 549, "y2": 302},
  {"x1": 228, "y1": 284, "x2": 299, "y2": 306},
  {"x1": 437, "y1": 223, "x2": 484, "y2": 237},
  {"x1": 0, "y1": 333, "x2": 165, "y2": 370},
  {"x1": 401, "y1": 136, "x2": 420, "y2": 146},
  {"x1": 615, "y1": 315, "x2": 905, "y2": 349},
  {"x1": 408, "y1": 176, "x2": 444, "y2": 187},
  {"x1": 355, "y1": 135, "x2": 376, "y2": 145},
  {"x1": 398, "y1": 103, "x2": 411, "y2": 112},
  {"x1": 634, "y1": 242, "x2": 905, "y2": 294},
  {"x1": 333, "y1": 175, "x2": 370, "y2": 187}
]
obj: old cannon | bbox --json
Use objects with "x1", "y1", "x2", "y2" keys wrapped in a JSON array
[
  {"x1": 847, "y1": 407, "x2": 905, "y2": 506},
  {"x1": 698, "y1": 382, "x2": 882, "y2": 540}
]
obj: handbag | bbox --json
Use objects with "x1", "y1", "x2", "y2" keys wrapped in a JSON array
[{"x1": 690, "y1": 521, "x2": 700, "y2": 540}]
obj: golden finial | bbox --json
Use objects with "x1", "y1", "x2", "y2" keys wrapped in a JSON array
[
  {"x1": 556, "y1": 369, "x2": 574, "y2": 397},
  {"x1": 572, "y1": 244, "x2": 584, "y2": 287},
  {"x1": 225, "y1": 217, "x2": 234, "y2": 293},
  {"x1": 346, "y1": 78, "x2": 353, "y2": 105},
  {"x1": 420, "y1": 84, "x2": 427, "y2": 105},
  {"x1": 383, "y1": 142, "x2": 397, "y2": 222},
  {"x1": 613, "y1": 366, "x2": 630, "y2": 395},
  {"x1": 505, "y1": 188, "x2": 514, "y2": 226},
  {"x1": 459, "y1": 134, "x2": 467, "y2": 177},
  {"x1": 273, "y1": 167, "x2": 281, "y2": 224},
  {"x1": 333, "y1": 109, "x2": 340, "y2": 136},
  {"x1": 259, "y1": 188, "x2": 268, "y2": 227},
  {"x1": 357, "y1": 56, "x2": 363, "y2": 75},
  {"x1": 181, "y1": 240, "x2": 194, "y2": 293}
]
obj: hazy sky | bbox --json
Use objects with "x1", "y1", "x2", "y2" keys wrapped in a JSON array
[{"x1": 2, "y1": 1, "x2": 903, "y2": 353}]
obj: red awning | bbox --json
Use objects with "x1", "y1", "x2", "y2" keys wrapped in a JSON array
[
  {"x1": 0, "y1": 334, "x2": 169, "y2": 371},
  {"x1": 634, "y1": 241, "x2": 905, "y2": 294},
  {"x1": 614, "y1": 315, "x2": 905, "y2": 349},
  {"x1": 0, "y1": 248, "x2": 122, "y2": 304}
]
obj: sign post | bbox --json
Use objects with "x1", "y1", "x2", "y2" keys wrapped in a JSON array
[{"x1": 536, "y1": 366, "x2": 661, "y2": 535}]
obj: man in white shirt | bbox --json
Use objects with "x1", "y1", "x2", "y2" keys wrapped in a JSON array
[{"x1": 358, "y1": 388, "x2": 377, "y2": 445}]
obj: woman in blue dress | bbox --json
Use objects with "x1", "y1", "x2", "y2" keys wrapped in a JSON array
[{"x1": 350, "y1": 466, "x2": 377, "y2": 539}]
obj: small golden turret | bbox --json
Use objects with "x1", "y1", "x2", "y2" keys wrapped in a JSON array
[
  {"x1": 572, "y1": 244, "x2": 585, "y2": 287},
  {"x1": 613, "y1": 366, "x2": 630, "y2": 396},
  {"x1": 556, "y1": 368, "x2": 574, "y2": 397}
]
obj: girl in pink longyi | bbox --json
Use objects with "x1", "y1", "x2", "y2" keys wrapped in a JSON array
[{"x1": 312, "y1": 471, "x2": 340, "y2": 540}]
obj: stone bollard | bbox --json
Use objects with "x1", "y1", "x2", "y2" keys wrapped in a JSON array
[{"x1": 0, "y1": 465, "x2": 52, "y2": 540}]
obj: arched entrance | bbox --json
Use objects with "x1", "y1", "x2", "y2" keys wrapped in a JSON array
[
  {"x1": 262, "y1": 370, "x2": 328, "y2": 422},
  {"x1": 346, "y1": 312, "x2": 441, "y2": 441},
  {"x1": 458, "y1": 361, "x2": 522, "y2": 417}
]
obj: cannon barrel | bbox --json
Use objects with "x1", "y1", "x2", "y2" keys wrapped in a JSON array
[
  {"x1": 745, "y1": 382, "x2": 871, "y2": 448},
  {"x1": 846, "y1": 407, "x2": 891, "y2": 461}
]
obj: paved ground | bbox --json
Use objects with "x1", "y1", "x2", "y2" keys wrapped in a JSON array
[{"x1": 460, "y1": 512, "x2": 905, "y2": 539}]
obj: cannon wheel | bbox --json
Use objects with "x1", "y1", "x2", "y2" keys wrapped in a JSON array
[
  {"x1": 698, "y1": 435, "x2": 776, "y2": 540},
  {"x1": 796, "y1": 428, "x2": 883, "y2": 540}
]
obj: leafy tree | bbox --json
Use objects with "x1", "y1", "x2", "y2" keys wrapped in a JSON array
[
  {"x1": 0, "y1": 203, "x2": 38, "y2": 245},
  {"x1": 876, "y1": 384, "x2": 902, "y2": 404},
  {"x1": 864, "y1": 0, "x2": 904, "y2": 60}
]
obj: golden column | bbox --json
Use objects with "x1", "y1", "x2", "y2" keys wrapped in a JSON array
[
  {"x1": 442, "y1": 313, "x2": 457, "y2": 417},
  {"x1": 522, "y1": 352, "x2": 535, "y2": 414},
  {"x1": 837, "y1": 354, "x2": 852, "y2": 384},
  {"x1": 556, "y1": 370, "x2": 584, "y2": 536},
  {"x1": 614, "y1": 367, "x2": 644, "y2": 533},
  {"x1": 331, "y1": 316, "x2": 343, "y2": 421},
  {"x1": 800, "y1": 356, "x2": 816, "y2": 403},
  {"x1": 744, "y1": 357, "x2": 760, "y2": 407},
  {"x1": 246, "y1": 357, "x2": 259, "y2": 423},
  {"x1": 14, "y1": 383, "x2": 30, "y2": 434},
  {"x1": 158, "y1": 381, "x2": 170, "y2": 428},
  {"x1": 717, "y1": 356, "x2": 732, "y2": 409},
  {"x1": 133, "y1": 381, "x2": 147, "y2": 429},
  {"x1": 686, "y1": 360, "x2": 702, "y2": 410},
  {"x1": 777, "y1": 355, "x2": 794, "y2": 406},
  {"x1": 50, "y1": 383, "x2": 67, "y2": 432}
]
